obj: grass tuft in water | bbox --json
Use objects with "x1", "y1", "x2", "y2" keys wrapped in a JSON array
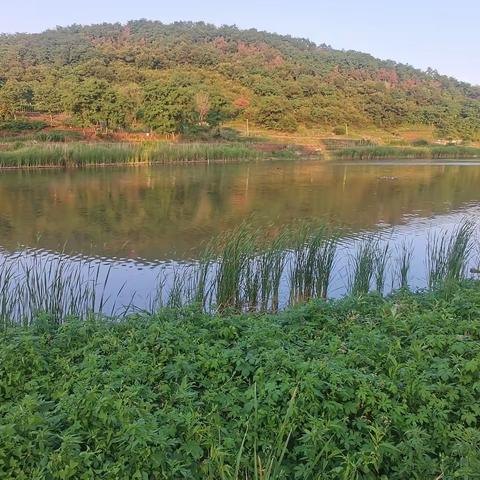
[
  {"x1": 426, "y1": 221, "x2": 475, "y2": 288},
  {"x1": 215, "y1": 226, "x2": 256, "y2": 310},
  {"x1": 1, "y1": 221, "x2": 479, "y2": 325},
  {"x1": 0, "y1": 252, "x2": 114, "y2": 327},
  {"x1": 348, "y1": 236, "x2": 378, "y2": 296},
  {"x1": 289, "y1": 225, "x2": 338, "y2": 304},
  {"x1": 374, "y1": 243, "x2": 391, "y2": 294},
  {"x1": 396, "y1": 241, "x2": 413, "y2": 290},
  {"x1": 332, "y1": 145, "x2": 480, "y2": 161},
  {"x1": 257, "y1": 233, "x2": 287, "y2": 312}
]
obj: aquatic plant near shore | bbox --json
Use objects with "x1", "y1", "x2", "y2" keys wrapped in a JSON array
[
  {"x1": 332, "y1": 145, "x2": 480, "y2": 161},
  {"x1": 0, "y1": 143, "x2": 136, "y2": 168},
  {"x1": 374, "y1": 243, "x2": 391, "y2": 294},
  {"x1": 289, "y1": 226, "x2": 338, "y2": 303},
  {"x1": 146, "y1": 142, "x2": 262, "y2": 163},
  {"x1": 348, "y1": 236, "x2": 378, "y2": 296},
  {"x1": 426, "y1": 220, "x2": 475, "y2": 288},
  {"x1": 0, "y1": 253, "x2": 112, "y2": 327},
  {"x1": 396, "y1": 241, "x2": 413, "y2": 290},
  {"x1": 0, "y1": 142, "x2": 264, "y2": 169},
  {"x1": 216, "y1": 226, "x2": 257, "y2": 310},
  {"x1": 0, "y1": 222, "x2": 478, "y2": 325}
]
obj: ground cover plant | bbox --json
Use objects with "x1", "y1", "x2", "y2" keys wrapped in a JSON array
[
  {"x1": 0, "y1": 221, "x2": 479, "y2": 477},
  {"x1": 0, "y1": 280, "x2": 480, "y2": 479}
]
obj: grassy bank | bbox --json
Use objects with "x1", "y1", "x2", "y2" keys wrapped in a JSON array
[
  {"x1": 2, "y1": 135, "x2": 480, "y2": 169},
  {"x1": 0, "y1": 142, "x2": 264, "y2": 169},
  {"x1": 1, "y1": 281, "x2": 480, "y2": 479},
  {"x1": 331, "y1": 145, "x2": 480, "y2": 161}
]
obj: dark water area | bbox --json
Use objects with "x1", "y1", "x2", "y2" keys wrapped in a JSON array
[{"x1": 1, "y1": 159, "x2": 479, "y2": 313}]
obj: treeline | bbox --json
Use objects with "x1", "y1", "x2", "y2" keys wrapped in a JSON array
[{"x1": 0, "y1": 20, "x2": 479, "y2": 139}]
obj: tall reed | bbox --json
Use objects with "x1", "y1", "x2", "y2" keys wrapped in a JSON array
[
  {"x1": 332, "y1": 145, "x2": 480, "y2": 161},
  {"x1": 215, "y1": 227, "x2": 256, "y2": 310},
  {"x1": 146, "y1": 142, "x2": 262, "y2": 163},
  {"x1": 257, "y1": 234, "x2": 287, "y2": 311},
  {"x1": 289, "y1": 226, "x2": 337, "y2": 303},
  {"x1": 0, "y1": 257, "x2": 16, "y2": 327},
  {"x1": 396, "y1": 241, "x2": 413, "y2": 290},
  {"x1": 348, "y1": 236, "x2": 378, "y2": 296},
  {"x1": 0, "y1": 252, "x2": 113, "y2": 327},
  {"x1": 0, "y1": 142, "x2": 263, "y2": 169},
  {"x1": 426, "y1": 221, "x2": 475, "y2": 288},
  {"x1": 374, "y1": 243, "x2": 391, "y2": 294}
]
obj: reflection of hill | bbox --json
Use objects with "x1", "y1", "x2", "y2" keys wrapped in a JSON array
[{"x1": 0, "y1": 161, "x2": 479, "y2": 261}]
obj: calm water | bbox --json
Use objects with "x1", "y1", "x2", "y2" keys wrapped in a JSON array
[{"x1": 1, "y1": 159, "x2": 480, "y2": 310}]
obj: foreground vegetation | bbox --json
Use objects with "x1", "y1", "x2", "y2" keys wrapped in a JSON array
[
  {"x1": 1, "y1": 280, "x2": 480, "y2": 479},
  {"x1": 0, "y1": 222, "x2": 479, "y2": 477}
]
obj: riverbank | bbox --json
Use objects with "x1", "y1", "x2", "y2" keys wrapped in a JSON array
[
  {"x1": 2, "y1": 140, "x2": 480, "y2": 169},
  {"x1": 1, "y1": 113, "x2": 480, "y2": 168},
  {"x1": 1, "y1": 280, "x2": 479, "y2": 478},
  {"x1": 2, "y1": 120, "x2": 480, "y2": 169}
]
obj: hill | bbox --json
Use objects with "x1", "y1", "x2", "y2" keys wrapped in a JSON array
[{"x1": 0, "y1": 20, "x2": 479, "y2": 140}]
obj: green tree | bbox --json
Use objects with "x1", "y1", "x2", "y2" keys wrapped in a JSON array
[
  {"x1": 68, "y1": 79, "x2": 130, "y2": 130},
  {"x1": 0, "y1": 80, "x2": 33, "y2": 120},
  {"x1": 204, "y1": 92, "x2": 235, "y2": 128},
  {"x1": 255, "y1": 97, "x2": 298, "y2": 132},
  {"x1": 0, "y1": 20, "x2": 479, "y2": 137},
  {"x1": 34, "y1": 79, "x2": 66, "y2": 122},
  {"x1": 142, "y1": 81, "x2": 196, "y2": 134}
]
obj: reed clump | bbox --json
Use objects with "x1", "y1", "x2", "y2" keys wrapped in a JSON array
[
  {"x1": 289, "y1": 225, "x2": 338, "y2": 304},
  {"x1": 348, "y1": 236, "x2": 379, "y2": 295},
  {"x1": 332, "y1": 145, "x2": 480, "y2": 160},
  {"x1": 0, "y1": 142, "x2": 264, "y2": 169},
  {"x1": 0, "y1": 253, "x2": 111, "y2": 327},
  {"x1": 426, "y1": 221, "x2": 475, "y2": 288},
  {"x1": 396, "y1": 241, "x2": 413, "y2": 290},
  {"x1": 0, "y1": 143, "x2": 138, "y2": 168},
  {"x1": 146, "y1": 142, "x2": 262, "y2": 163}
]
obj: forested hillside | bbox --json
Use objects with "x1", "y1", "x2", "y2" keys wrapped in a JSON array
[{"x1": 0, "y1": 20, "x2": 479, "y2": 139}]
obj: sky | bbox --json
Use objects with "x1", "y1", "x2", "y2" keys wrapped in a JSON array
[{"x1": 1, "y1": 0, "x2": 479, "y2": 85}]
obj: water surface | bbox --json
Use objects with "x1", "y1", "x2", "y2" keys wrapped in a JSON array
[{"x1": 1, "y1": 159, "x2": 479, "y2": 310}]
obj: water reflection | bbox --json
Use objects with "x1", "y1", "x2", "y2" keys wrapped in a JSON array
[{"x1": 1, "y1": 160, "x2": 480, "y2": 261}]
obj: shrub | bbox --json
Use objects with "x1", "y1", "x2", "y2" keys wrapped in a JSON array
[
  {"x1": 0, "y1": 119, "x2": 48, "y2": 132},
  {"x1": 411, "y1": 138, "x2": 430, "y2": 146},
  {"x1": 333, "y1": 125, "x2": 347, "y2": 135},
  {"x1": 35, "y1": 131, "x2": 83, "y2": 142},
  {"x1": 255, "y1": 97, "x2": 298, "y2": 132}
]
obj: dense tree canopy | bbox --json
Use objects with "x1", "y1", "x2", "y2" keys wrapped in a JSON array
[
  {"x1": 66, "y1": 79, "x2": 132, "y2": 129},
  {"x1": 0, "y1": 80, "x2": 33, "y2": 119},
  {"x1": 0, "y1": 20, "x2": 479, "y2": 138}
]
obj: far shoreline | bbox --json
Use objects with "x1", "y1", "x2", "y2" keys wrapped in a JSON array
[{"x1": 1, "y1": 139, "x2": 480, "y2": 171}]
